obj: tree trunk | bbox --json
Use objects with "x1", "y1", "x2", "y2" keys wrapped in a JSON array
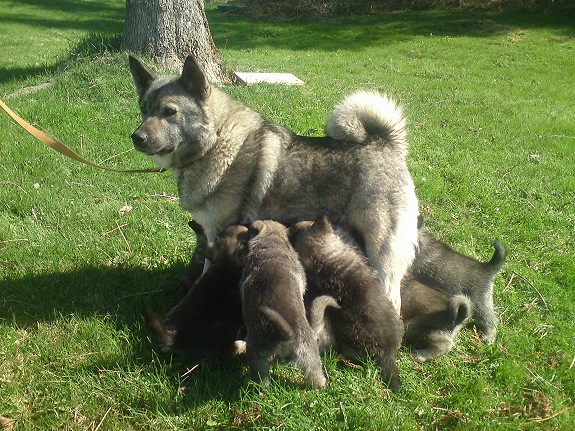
[{"x1": 121, "y1": 0, "x2": 229, "y2": 83}]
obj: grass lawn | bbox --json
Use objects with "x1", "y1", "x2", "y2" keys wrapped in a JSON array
[{"x1": 1, "y1": 1, "x2": 574, "y2": 429}]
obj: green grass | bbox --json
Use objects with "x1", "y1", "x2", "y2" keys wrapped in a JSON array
[{"x1": 1, "y1": 1, "x2": 574, "y2": 430}]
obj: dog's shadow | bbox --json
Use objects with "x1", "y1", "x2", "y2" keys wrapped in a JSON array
[{"x1": 0, "y1": 264, "x2": 246, "y2": 405}]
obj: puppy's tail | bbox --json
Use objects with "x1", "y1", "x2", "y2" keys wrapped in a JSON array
[
  {"x1": 144, "y1": 310, "x2": 176, "y2": 352},
  {"x1": 261, "y1": 306, "x2": 295, "y2": 341},
  {"x1": 449, "y1": 295, "x2": 472, "y2": 327},
  {"x1": 488, "y1": 241, "x2": 506, "y2": 272},
  {"x1": 308, "y1": 295, "x2": 340, "y2": 334},
  {"x1": 326, "y1": 91, "x2": 407, "y2": 155}
]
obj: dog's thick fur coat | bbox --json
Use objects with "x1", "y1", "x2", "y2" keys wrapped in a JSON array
[
  {"x1": 241, "y1": 220, "x2": 326, "y2": 387},
  {"x1": 129, "y1": 55, "x2": 419, "y2": 313},
  {"x1": 291, "y1": 216, "x2": 403, "y2": 391}
]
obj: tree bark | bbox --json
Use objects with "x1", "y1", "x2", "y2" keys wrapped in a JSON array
[{"x1": 121, "y1": 0, "x2": 229, "y2": 83}]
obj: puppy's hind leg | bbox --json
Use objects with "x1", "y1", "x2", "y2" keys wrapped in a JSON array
[
  {"x1": 377, "y1": 352, "x2": 401, "y2": 392},
  {"x1": 247, "y1": 347, "x2": 273, "y2": 386},
  {"x1": 292, "y1": 332, "x2": 327, "y2": 389},
  {"x1": 473, "y1": 296, "x2": 498, "y2": 344},
  {"x1": 144, "y1": 310, "x2": 175, "y2": 351}
]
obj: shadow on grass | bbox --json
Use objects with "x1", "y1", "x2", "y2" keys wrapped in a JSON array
[
  {"x1": 0, "y1": 265, "x2": 186, "y2": 327},
  {"x1": 208, "y1": 8, "x2": 575, "y2": 53},
  {"x1": 3, "y1": 6, "x2": 573, "y2": 86},
  {"x1": 0, "y1": 15, "x2": 122, "y2": 32},
  {"x1": 0, "y1": 265, "x2": 280, "y2": 406},
  {"x1": 0, "y1": 0, "x2": 123, "y2": 85},
  {"x1": 6, "y1": 0, "x2": 123, "y2": 15},
  {"x1": 0, "y1": 0, "x2": 124, "y2": 32},
  {"x1": 0, "y1": 264, "x2": 249, "y2": 402},
  {"x1": 0, "y1": 36, "x2": 114, "y2": 85},
  {"x1": 0, "y1": 32, "x2": 122, "y2": 86}
]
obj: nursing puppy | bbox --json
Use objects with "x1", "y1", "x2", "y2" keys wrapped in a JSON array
[
  {"x1": 411, "y1": 227, "x2": 506, "y2": 344},
  {"x1": 129, "y1": 55, "x2": 419, "y2": 315},
  {"x1": 241, "y1": 220, "x2": 326, "y2": 388},
  {"x1": 400, "y1": 278, "x2": 471, "y2": 362},
  {"x1": 291, "y1": 216, "x2": 403, "y2": 392},
  {"x1": 145, "y1": 223, "x2": 248, "y2": 355}
]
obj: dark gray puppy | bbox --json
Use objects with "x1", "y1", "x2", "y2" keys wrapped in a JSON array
[
  {"x1": 411, "y1": 227, "x2": 506, "y2": 344},
  {"x1": 291, "y1": 216, "x2": 403, "y2": 392},
  {"x1": 241, "y1": 220, "x2": 326, "y2": 388},
  {"x1": 401, "y1": 278, "x2": 471, "y2": 362},
  {"x1": 145, "y1": 223, "x2": 248, "y2": 355}
]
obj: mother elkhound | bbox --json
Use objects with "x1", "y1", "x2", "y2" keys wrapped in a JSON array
[{"x1": 129, "y1": 55, "x2": 419, "y2": 313}]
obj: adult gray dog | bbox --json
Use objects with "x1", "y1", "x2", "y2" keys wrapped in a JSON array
[{"x1": 129, "y1": 55, "x2": 419, "y2": 313}]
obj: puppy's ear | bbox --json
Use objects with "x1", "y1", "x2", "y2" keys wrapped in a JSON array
[
  {"x1": 236, "y1": 226, "x2": 251, "y2": 245},
  {"x1": 249, "y1": 220, "x2": 266, "y2": 239},
  {"x1": 229, "y1": 226, "x2": 250, "y2": 265},
  {"x1": 188, "y1": 220, "x2": 208, "y2": 251},
  {"x1": 232, "y1": 243, "x2": 248, "y2": 266},
  {"x1": 129, "y1": 56, "x2": 157, "y2": 99},
  {"x1": 180, "y1": 55, "x2": 210, "y2": 100},
  {"x1": 449, "y1": 295, "x2": 472, "y2": 327},
  {"x1": 313, "y1": 215, "x2": 333, "y2": 234},
  {"x1": 287, "y1": 225, "x2": 299, "y2": 243},
  {"x1": 417, "y1": 214, "x2": 424, "y2": 229},
  {"x1": 203, "y1": 242, "x2": 217, "y2": 261}
]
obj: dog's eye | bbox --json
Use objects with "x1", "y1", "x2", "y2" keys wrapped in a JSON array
[
  {"x1": 163, "y1": 106, "x2": 177, "y2": 116},
  {"x1": 140, "y1": 105, "x2": 147, "y2": 115}
]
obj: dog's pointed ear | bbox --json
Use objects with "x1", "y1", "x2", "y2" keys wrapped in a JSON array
[
  {"x1": 449, "y1": 295, "x2": 471, "y2": 327},
  {"x1": 203, "y1": 242, "x2": 217, "y2": 261},
  {"x1": 180, "y1": 55, "x2": 210, "y2": 100},
  {"x1": 129, "y1": 56, "x2": 157, "y2": 99},
  {"x1": 249, "y1": 220, "x2": 265, "y2": 239},
  {"x1": 188, "y1": 220, "x2": 208, "y2": 251},
  {"x1": 314, "y1": 215, "x2": 333, "y2": 233},
  {"x1": 417, "y1": 214, "x2": 424, "y2": 229}
]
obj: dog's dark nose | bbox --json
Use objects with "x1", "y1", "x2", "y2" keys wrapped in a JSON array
[{"x1": 131, "y1": 130, "x2": 147, "y2": 145}]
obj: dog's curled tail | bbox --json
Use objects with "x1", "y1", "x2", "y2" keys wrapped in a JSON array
[{"x1": 326, "y1": 91, "x2": 407, "y2": 153}]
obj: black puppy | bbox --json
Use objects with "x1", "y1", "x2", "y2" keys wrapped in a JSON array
[{"x1": 145, "y1": 222, "x2": 248, "y2": 355}]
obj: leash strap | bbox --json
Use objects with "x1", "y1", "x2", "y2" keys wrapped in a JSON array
[{"x1": 0, "y1": 98, "x2": 164, "y2": 173}]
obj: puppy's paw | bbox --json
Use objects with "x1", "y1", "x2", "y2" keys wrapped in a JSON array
[
  {"x1": 480, "y1": 330, "x2": 496, "y2": 345},
  {"x1": 233, "y1": 339, "x2": 247, "y2": 356},
  {"x1": 411, "y1": 349, "x2": 433, "y2": 362},
  {"x1": 308, "y1": 374, "x2": 327, "y2": 389}
]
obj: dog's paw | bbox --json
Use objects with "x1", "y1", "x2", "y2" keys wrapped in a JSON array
[
  {"x1": 480, "y1": 330, "x2": 497, "y2": 345},
  {"x1": 411, "y1": 349, "x2": 433, "y2": 362},
  {"x1": 233, "y1": 339, "x2": 247, "y2": 356}
]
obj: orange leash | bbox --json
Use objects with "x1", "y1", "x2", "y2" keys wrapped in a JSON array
[{"x1": 0, "y1": 98, "x2": 164, "y2": 173}]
